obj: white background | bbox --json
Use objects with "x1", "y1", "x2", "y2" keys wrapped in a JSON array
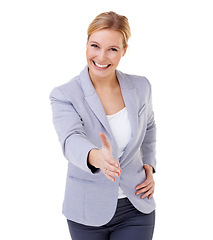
[{"x1": 0, "y1": 0, "x2": 213, "y2": 239}]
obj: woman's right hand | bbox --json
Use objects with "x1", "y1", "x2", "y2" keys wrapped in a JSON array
[{"x1": 88, "y1": 132, "x2": 122, "y2": 182}]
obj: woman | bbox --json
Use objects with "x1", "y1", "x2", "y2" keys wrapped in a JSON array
[{"x1": 50, "y1": 11, "x2": 156, "y2": 240}]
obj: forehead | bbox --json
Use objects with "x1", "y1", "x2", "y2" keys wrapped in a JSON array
[{"x1": 88, "y1": 29, "x2": 123, "y2": 47}]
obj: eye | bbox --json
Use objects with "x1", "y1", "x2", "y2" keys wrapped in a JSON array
[
  {"x1": 91, "y1": 44, "x2": 99, "y2": 48},
  {"x1": 110, "y1": 48, "x2": 118, "y2": 52}
]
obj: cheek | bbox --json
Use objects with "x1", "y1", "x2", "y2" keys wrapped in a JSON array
[
  {"x1": 111, "y1": 54, "x2": 122, "y2": 64},
  {"x1": 86, "y1": 49, "x2": 91, "y2": 59},
  {"x1": 86, "y1": 48, "x2": 95, "y2": 59}
]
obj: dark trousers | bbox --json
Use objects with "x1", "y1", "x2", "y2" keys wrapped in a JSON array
[{"x1": 67, "y1": 198, "x2": 155, "y2": 240}]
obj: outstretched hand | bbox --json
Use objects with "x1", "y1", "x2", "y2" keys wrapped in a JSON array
[{"x1": 88, "y1": 132, "x2": 122, "y2": 182}]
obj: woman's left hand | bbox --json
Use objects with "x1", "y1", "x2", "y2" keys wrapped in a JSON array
[{"x1": 135, "y1": 164, "x2": 155, "y2": 200}]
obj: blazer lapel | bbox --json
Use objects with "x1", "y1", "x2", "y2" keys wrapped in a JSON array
[
  {"x1": 79, "y1": 66, "x2": 114, "y2": 139},
  {"x1": 116, "y1": 70, "x2": 139, "y2": 164}
]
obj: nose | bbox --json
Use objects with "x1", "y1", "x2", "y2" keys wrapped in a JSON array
[{"x1": 98, "y1": 50, "x2": 107, "y2": 62}]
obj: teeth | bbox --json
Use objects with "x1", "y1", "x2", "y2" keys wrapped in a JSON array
[{"x1": 94, "y1": 62, "x2": 109, "y2": 68}]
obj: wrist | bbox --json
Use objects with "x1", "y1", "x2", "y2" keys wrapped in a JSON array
[
  {"x1": 144, "y1": 164, "x2": 153, "y2": 174},
  {"x1": 88, "y1": 149, "x2": 100, "y2": 169}
]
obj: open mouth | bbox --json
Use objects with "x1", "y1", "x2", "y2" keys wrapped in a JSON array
[{"x1": 92, "y1": 60, "x2": 111, "y2": 69}]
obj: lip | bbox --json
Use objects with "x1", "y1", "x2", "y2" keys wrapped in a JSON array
[{"x1": 92, "y1": 60, "x2": 111, "y2": 70}]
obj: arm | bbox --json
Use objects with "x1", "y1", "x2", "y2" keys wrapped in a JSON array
[
  {"x1": 136, "y1": 82, "x2": 156, "y2": 199},
  {"x1": 50, "y1": 87, "x2": 98, "y2": 174},
  {"x1": 50, "y1": 88, "x2": 121, "y2": 178},
  {"x1": 141, "y1": 83, "x2": 156, "y2": 173}
]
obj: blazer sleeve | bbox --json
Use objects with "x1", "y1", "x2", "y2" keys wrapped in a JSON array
[
  {"x1": 49, "y1": 87, "x2": 99, "y2": 174},
  {"x1": 141, "y1": 82, "x2": 157, "y2": 173}
]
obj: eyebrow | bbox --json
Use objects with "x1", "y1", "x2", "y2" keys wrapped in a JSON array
[{"x1": 89, "y1": 41, "x2": 121, "y2": 49}]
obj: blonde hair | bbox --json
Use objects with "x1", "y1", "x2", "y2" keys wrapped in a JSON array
[{"x1": 87, "y1": 11, "x2": 131, "y2": 48}]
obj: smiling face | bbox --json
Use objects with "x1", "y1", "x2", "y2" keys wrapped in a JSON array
[{"x1": 86, "y1": 29, "x2": 127, "y2": 81}]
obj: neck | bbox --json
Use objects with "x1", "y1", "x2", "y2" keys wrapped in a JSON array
[{"x1": 88, "y1": 70, "x2": 118, "y2": 90}]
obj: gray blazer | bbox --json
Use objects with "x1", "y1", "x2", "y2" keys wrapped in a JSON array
[{"x1": 50, "y1": 66, "x2": 156, "y2": 226}]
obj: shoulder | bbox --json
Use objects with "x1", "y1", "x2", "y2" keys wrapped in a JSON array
[
  {"x1": 117, "y1": 70, "x2": 152, "y2": 96},
  {"x1": 50, "y1": 75, "x2": 83, "y2": 102},
  {"x1": 127, "y1": 73, "x2": 151, "y2": 88}
]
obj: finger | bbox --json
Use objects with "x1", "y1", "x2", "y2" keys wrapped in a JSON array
[
  {"x1": 136, "y1": 182, "x2": 152, "y2": 195},
  {"x1": 104, "y1": 168, "x2": 121, "y2": 177},
  {"x1": 136, "y1": 179, "x2": 151, "y2": 190},
  {"x1": 105, "y1": 156, "x2": 120, "y2": 168},
  {"x1": 103, "y1": 169, "x2": 116, "y2": 182},
  {"x1": 148, "y1": 191, "x2": 154, "y2": 199},
  {"x1": 141, "y1": 186, "x2": 154, "y2": 199},
  {"x1": 99, "y1": 132, "x2": 111, "y2": 149},
  {"x1": 105, "y1": 160, "x2": 121, "y2": 173},
  {"x1": 101, "y1": 153, "x2": 120, "y2": 170},
  {"x1": 102, "y1": 162, "x2": 121, "y2": 177},
  {"x1": 106, "y1": 174, "x2": 115, "y2": 182}
]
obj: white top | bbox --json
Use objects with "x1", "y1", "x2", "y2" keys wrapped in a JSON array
[{"x1": 107, "y1": 107, "x2": 132, "y2": 198}]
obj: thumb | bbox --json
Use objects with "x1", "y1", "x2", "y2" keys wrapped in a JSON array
[{"x1": 99, "y1": 132, "x2": 111, "y2": 150}]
